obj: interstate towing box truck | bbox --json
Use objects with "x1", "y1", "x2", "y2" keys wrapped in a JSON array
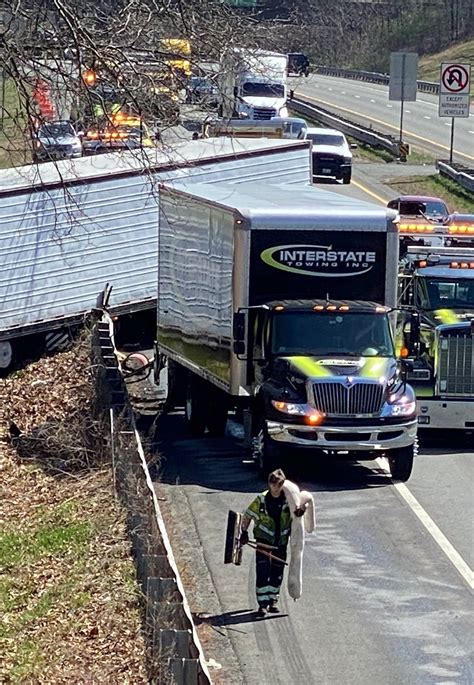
[
  {"x1": 156, "y1": 183, "x2": 418, "y2": 481},
  {"x1": 398, "y1": 246, "x2": 474, "y2": 432}
]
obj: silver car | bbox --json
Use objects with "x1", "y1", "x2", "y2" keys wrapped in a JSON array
[{"x1": 33, "y1": 120, "x2": 83, "y2": 162}]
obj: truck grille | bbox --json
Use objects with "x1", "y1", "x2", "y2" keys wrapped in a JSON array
[
  {"x1": 312, "y1": 154, "x2": 343, "y2": 175},
  {"x1": 252, "y1": 107, "x2": 276, "y2": 120},
  {"x1": 313, "y1": 381, "x2": 384, "y2": 416},
  {"x1": 437, "y1": 329, "x2": 474, "y2": 396}
]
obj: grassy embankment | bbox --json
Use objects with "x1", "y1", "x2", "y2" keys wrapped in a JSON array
[
  {"x1": 418, "y1": 38, "x2": 474, "y2": 97},
  {"x1": 0, "y1": 79, "x2": 31, "y2": 169}
]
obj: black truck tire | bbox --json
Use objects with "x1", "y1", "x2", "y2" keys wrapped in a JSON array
[
  {"x1": 0, "y1": 340, "x2": 14, "y2": 377},
  {"x1": 185, "y1": 375, "x2": 207, "y2": 436},
  {"x1": 254, "y1": 419, "x2": 283, "y2": 478},
  {"x1": 388, "y1": 445, "x2": 415, "y2": 482},
  {"x1": 342, "y1": 169, "x2": 352, "y2": 185},
  {"x1": 206, "y1": 389, "x2": 229, "y2": 437},
  {"x1": 163, "y1": 359, "x2": 187, "y2": 413}
]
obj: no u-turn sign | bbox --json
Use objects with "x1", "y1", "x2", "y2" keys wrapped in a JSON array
[{"x1": 439, "y1": 63, "x2": 471, "y2": 117}]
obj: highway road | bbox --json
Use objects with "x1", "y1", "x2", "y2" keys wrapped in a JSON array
[
  {"x1": 144, "y1": 107, "x2": 474, "y2": 684},
  {"x1": 155, "y1": 415, "x2": 473, "y2": 685},
  {"x1": 292, "y1": 74, "x2": 474, "y2": 166}
]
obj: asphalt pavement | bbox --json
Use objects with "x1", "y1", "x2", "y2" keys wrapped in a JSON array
[
  {"x1": 154, "y1": 413, "x2": 473, "y2": 685},
  {"x1": 292, "y1": 74, "x2": 474, "y2": 166}
]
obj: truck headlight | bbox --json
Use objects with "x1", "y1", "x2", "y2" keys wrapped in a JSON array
[
  {"x1": 271, "y1": 400, "x2": 323, "y2": 424},
  {"x1": 381, "y1": 389, "x2": 417, "y2": 417}
]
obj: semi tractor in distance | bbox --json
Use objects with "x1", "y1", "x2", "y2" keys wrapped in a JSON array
[
  {"x1": 218, "y1": 49, "x2": 288, "y2": 121},
  {"x1": 155, "y1": 183, "x2": 418, "y2": 481},
  {"x1": 398, "y1": 246, "x2": 474, "y2": 432}
]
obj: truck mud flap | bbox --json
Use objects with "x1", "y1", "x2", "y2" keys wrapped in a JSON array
[{"x1": 224, "y1": 510, "x2": 243, "y2": 565}]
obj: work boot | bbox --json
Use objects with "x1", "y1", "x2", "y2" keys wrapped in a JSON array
[
  {"x1": 268, "y1": 600, "x2": 280, "y2": 614},
  {"x1": 256, "y1": 605, "x2": 267, "y2": 618}
]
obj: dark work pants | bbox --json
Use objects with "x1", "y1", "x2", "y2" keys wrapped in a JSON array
[{"x1": 255, "y1": 543, "x2": 287, "y2": 607}]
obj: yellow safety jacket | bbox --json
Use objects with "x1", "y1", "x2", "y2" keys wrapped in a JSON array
[{"x1": 245, "y1": 491, "x2": 291, "y2": 546}]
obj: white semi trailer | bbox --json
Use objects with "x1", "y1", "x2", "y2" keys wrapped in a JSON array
[{"x1": 0, "y1": 137, "x2": 311, "y2": 373}]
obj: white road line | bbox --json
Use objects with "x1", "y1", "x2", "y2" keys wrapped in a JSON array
[
  {"x1": 370, "y1": 99, "x2": 376, "y2": 103},
  {"x1": 355, "y1": 95, "x2": 360, "y2": 98},
  {"x1": 470, "y1": 131, "x2": 474, "y2": 134},
  {"x1": 386, "y1": 104, "x2": 393, "y2": 108},
  {"x1": 376, "y1": 457, "x2": 474, "y2": 589},
  {"x1": 405, "y1": 110, "x2": 411, "y2": 114},
  {"x1": 424, "y1": 115, "x2": 431, "y2": 119}
]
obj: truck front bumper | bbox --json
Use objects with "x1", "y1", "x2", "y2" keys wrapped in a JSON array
[
  {"x1": 417, "y1": 399, "x2": 474, "y2": 431},
  {"x1": 266, "y1": 419, "x2": 417, "y2": 452}
]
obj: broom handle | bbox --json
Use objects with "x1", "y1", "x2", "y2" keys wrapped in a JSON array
[{"x1": 246, "y1": 541, "x2": 288, "y2": 565}]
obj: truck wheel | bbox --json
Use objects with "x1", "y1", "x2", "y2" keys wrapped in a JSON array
[
  {"x1": 254, "y1": 422, "x2": 282, "y2": 477},
  {"x1": 342, "y1": 170, "x2": 352, "y2": 185},
  {"x1": 0, "y1": 341, "x2": 13, "y2": 376},
  {"x1": 164, "y1": 359, "x2": 186, "y2": 412},
  {"x1": 206, "y1": 391, "x2": 228, "y2": 437},
  {"x1": 388, "y1": 445, "x2": 415, "y2": 482},
  {"x1": 185, "y1": 376, "x2": 207, "y2": 437}
]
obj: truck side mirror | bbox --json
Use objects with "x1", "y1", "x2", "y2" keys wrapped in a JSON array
[{"x1": 233, "y1": 311, "x2": 246, "y2": 355}]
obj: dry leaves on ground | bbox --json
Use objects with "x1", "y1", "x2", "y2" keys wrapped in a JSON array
[{"x1": 0, "y1": 340, "x2": 147, "y2": 683}]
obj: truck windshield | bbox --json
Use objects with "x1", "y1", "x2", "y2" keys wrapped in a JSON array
[
  {"x1": 418, "y1": 277, "x2": 474, "y2": 309},
  {"x1": 306, "y1": 133, "x2": 344, "y2": 147},
  {"x1": 242, "y1": 82, "x2": 285, "y2": 98},
  {"x1": 271, "y1": 312, "x2": 395, "y2": 357}
]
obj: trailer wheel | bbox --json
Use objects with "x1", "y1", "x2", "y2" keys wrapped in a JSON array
[
  {"x1": 206, "y1": 387, "x2": 228, "y2": 437},
  {"x1": 0, "y1": 341, "x2": 13, "y2": 376},
  {"x1": 185, "y1": 376, "x2": 207, "y2": 436},
  {"x1": 388, "y1": 444, "x2": 415, "y2": 482}
]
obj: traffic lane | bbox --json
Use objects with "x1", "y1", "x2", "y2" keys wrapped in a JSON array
[
  {"x1": 294, "y1": 75, "x2": 474, "y2": 163},
  {"x1": 295, "y1": 73, "x2": 474, "y2": 138},
  {"x1": 156, "y1": 415, "x2": 473, "y2": 684},
  {"x1": 408, "y1": 434, "x2": 474, "y2": 569},
  {"x1": 310, "y1": 162, "x2": 394, "y2": 206}
]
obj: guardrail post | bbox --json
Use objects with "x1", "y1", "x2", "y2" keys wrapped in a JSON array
[{"x1": 170, "y1": 658, "x2": 200, "y2": 684}]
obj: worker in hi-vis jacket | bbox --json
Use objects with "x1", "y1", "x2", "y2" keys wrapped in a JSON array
[{"x1": 240, "y1": 469, "x2": 305, "y2": 617}]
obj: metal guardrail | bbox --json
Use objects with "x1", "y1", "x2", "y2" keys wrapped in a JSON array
[
  {"x1": 313, "y1": 65, "x2": 440, "y2": 95},
  {"x1": 290, "y1": 95, "x2": 400, "y2": 156},
  {"x1": 93, "y1": 316, "x2": 212, "y2": 685},
  {"x1": 436, "y1": 160, "x2": 474, "y2": 193}
]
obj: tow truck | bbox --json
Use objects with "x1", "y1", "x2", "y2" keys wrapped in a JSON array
[
  {"x1": 390, "y1": 195, "x2": 474, "y2": 250},
  {"x1": 82, "y1": 113, "x2": 154, "y2": 154},
  {"x1": 398, "y1": 245, "x2": 474, "y2": 432}
]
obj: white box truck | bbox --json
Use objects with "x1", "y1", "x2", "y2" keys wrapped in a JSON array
[{"x1": 156, "y1": 183, "x2": 418, "y2": 481}]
